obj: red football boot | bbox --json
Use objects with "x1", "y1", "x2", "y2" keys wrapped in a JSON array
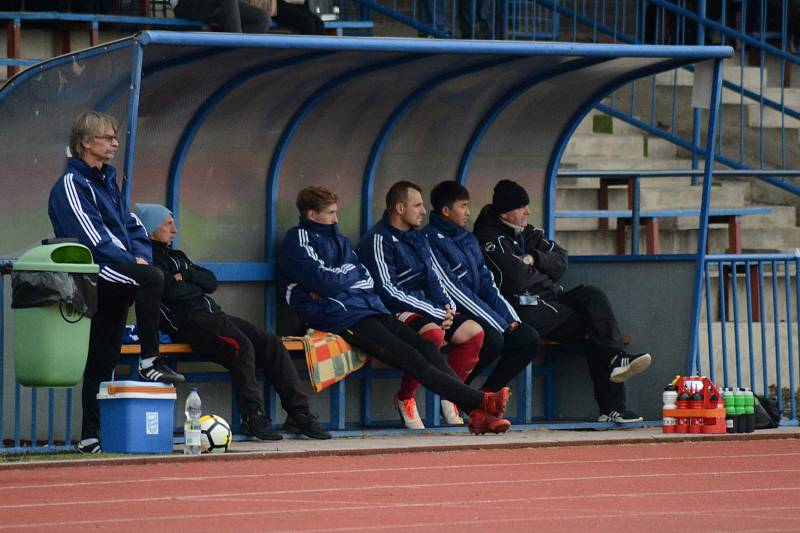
[
  {"x1": 481, "y1": 386, "x2": 511, "y2": 417},
  {"x1": 468, "y1": 409, "x2": 511, "y2": 435}
]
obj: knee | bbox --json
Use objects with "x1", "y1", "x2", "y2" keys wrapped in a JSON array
[
  {"x1": 457, "y1": 319, "x2": 483, "y2": 341},
  {"x1": 419, "y1": 323, "x2": 446, "y2": 349}
]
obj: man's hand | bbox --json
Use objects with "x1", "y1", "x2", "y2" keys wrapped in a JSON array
[
  {"x1": 173, "y1": 272, "x2": 183, "y2": 281},
  {"x1": 135, "y1": 257, "x2": 147, "y2": 265},
  {"x1": 309, "y1": 291, "x2": 321, "y2": 300},
  {"x1": 507, "y1": 321, "x2": 520, "y2": 332},
  {"x1": 441, "y1": 304, "x2": 454, "y2": 330}
]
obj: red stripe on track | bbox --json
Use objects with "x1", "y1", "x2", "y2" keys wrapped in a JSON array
[{"x1": 1, "y1": 439, "x2": 798, "y2": 532}]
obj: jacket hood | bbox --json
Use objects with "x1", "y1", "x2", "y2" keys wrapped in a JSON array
[{"x1": 474, "y1": 204, "x2": 512, "y2": 237}]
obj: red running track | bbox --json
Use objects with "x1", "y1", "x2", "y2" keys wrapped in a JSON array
[{"x1": 1, "y1": 438, "x2": 799, "y2": 532}]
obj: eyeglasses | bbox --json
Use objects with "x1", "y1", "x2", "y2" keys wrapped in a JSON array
[{"x1": 94, "y1": 135, "x2": 118, "y2": 142}]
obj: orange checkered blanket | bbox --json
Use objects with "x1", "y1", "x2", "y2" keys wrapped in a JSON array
[{"x1": 283, "y1": 329, "x2": 368, "y2": 393}]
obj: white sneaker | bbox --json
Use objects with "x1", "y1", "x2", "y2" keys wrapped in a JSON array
[
  {"x1": 609, "y1": 352, "x2": 652, "y2": 383},
  {"x1": 395, "y1": 396, "x2": 425, "y2": 429},
  {"x1": 440, "y1": 399, "x2": 464, "y2": 425}
]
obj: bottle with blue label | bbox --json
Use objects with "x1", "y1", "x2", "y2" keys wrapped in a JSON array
[{"x1": 184, "y1": 388, "x2": 202, "y2": 455}]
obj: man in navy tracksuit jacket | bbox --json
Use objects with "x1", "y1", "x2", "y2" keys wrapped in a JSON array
[
  {"x1": 422, "y1": 181, "x2": 540, "y2": 393},
  {"x1": 355, "y1": 181, "x2": 485, "y2": 429},
  {"x1": 135, "y1": 204, "x2": 329, "y2": 441},
  {"x1": 279, "y1": 186, "x2": 511, "y2": 435},
  {"x1": 47, "y1": 111, "x2": 183, "y2": 454}
]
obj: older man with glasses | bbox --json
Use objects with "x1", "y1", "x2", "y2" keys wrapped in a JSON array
[{"x1": 48, "y1": 111, "x2": 185, "y2": 454}]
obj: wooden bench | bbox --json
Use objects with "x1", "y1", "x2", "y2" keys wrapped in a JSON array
[{"x1": 119, "y1": 335, "x2": 557, "y2": 431}]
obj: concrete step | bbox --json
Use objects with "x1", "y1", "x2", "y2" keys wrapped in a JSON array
[
  {"x1": 564, "y1": 134, "x2": 645, "y2": 159},
  {"x1": 746, "y1": 104, "x2": 800, "y2": 129},
  {"x1": 721, "y1": 85, "x2": 800, "y2": 107},
  {"x1": 655, "y1": 63, "x2": 766, "y2": 90},
  {"x1": 574, "y1": 109, "x2": 598, "y2": 134},
  {"x1": 555, "y1": 182, "x2": 747, "y2": 210},
  {"x1": 646, "y1": 137, "x2": 678, "y2": 158},
  {"x1": 560, "y1": 156, "x2": 694, "y2": 170},
  {"x1": 555, "y1": 226, "x2": 800, "y2": 255},
  {"x1": 671, "y1": 204, "x2": 796, "y2": 230}
]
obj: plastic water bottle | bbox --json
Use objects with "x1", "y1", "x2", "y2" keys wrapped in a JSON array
[
  {"x1": 184, "y1": 388, "x2": 202, "y2": 455},
  {"x1": 723, "y1": 387, "x2": 736, "y2": 433},
  {"x1": 662, "y1": 385, "x2": 678, "y2": 433}
]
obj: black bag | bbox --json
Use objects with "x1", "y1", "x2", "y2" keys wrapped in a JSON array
[
  {"x1": 754, "y1": 394, "x2": 781, "y2": 429},
  {"x1": 11, "y1": 271, "x2": 98, "y2": 319}
]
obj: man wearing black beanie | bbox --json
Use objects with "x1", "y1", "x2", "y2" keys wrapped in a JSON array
[{"x1": 472, "y1": 179, "x2": 652, "y2": 424}]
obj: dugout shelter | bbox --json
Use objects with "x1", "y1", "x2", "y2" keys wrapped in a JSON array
[{"x1": 0, "y1": 33, "x2": 732, "y2": 442}]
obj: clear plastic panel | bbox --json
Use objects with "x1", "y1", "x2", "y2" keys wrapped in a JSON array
[{"x1": 0, "y1": 44, "x2": 133, "y2": 257}]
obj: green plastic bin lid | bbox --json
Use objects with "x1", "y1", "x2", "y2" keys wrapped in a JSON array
[{"x1": 13, "y1": 243, "x2": 99, "y2": 273}]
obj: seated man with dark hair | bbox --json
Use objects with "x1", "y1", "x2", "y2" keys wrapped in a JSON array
[
  {"x1": 472, "y1": 179, "x2": 652, "y2": 424},
  {"x1": 135, "y1": 203, "x2": 330, "y2": 441},
  {"x1": 355, "y1": 180, "x2": 485, "y2": 429},
  {"x1": 279, "y1": 186, "x2": 512, "y2": 435},
  {"x1": 422, "y1": 181, "x2": 540, "y2": 393}
]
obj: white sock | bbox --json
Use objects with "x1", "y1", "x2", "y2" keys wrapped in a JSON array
[{"x1": 139, "y1": 356, "x2": 156, "y2": 369}]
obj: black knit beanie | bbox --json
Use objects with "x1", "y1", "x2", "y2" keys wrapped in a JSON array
[{"x1": 492, "y1": 179, "x2": 530, "y2": 214}]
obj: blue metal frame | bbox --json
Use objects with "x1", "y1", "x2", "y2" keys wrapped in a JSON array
[
  {"x1": 165, "y1": 51, "x2": 329, "y2": 245},
  {"x1": 545, "y1": 56, "x2": 696, "y2": 239},
  {"x1": 360, "y1": 56, "x2": 520, "y2": 233},
  {"x1": 1, "y1": 33, "x2": 743, "y2": 452},
  {"x1": 456, "y1": 56, "x2": 609, "y2": 186},
  {"x1": 688, "y1": 58, "x2": 724, "y2": 373},
  {"x1": 121, "y1": 39, "x2": 145, "y2": 207}
]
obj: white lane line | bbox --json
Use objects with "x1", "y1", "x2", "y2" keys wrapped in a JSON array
[
  {"x1": 3, "y1": 498, "x2": 800, "y2": 530},
  {"x1": 3, "y1": 451, "x2": 799, "y2": 491},
  {"x1": 2, "y1": 470, "x2": 800, "y2": 511}
]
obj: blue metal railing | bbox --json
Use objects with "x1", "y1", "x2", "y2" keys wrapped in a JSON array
[
  {"x1": 339, "y1": 0, "x2": 800, "y2": 193},
  {"x1": 702, "y1": 254, "x2": 799, "y2": 425}
]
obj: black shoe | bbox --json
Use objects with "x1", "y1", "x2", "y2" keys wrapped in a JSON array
[
  {"x1": 239, "y1": 413, "x2": 282, "y2": 441},
  {"x1": 139, "y1": 357, "x2": 186, "y2": 384},
  {"x1": 76, "y1": 438, "x2": 101, "y2": 454},
  {"x1": 598, "y1": 409, "x2": 644, "y2": 423},
  {"x1": 283, "y1": 412, "x2": 332, "y2": 440},
  {"x1": 609, "y1": 352, "x2": 652, "y2": 383}
]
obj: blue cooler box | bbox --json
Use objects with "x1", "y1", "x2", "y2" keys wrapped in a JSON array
[{"x1": 97, "y1": 380, "x2": 176, "y2": 454}]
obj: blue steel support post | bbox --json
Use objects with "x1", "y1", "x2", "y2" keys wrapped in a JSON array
[
  {"x1": 688, "y1": 57, "x2": 723, "y2": 374},
  {"x1": 0, "y1": 278, "x2": 3, "y2": 441},
  {"x1": 121, "y1": 39, "x2": 145, "y2": 207},
  {"x1": 690, "y1": 1, "x2": 707, "y2": 185},
  {"x1": 631, "y1": 175, "x2": 641, "y2": 255}
]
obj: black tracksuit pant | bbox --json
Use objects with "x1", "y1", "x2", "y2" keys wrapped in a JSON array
[
  {"x1": 462, "y1": 314, "x2": 540, "y2": 392},
  {"x1": 176, "y1": 311, "x2": 310, "y2": 419},
  {"x1": 513, "y1": 285, "x2": 626, "y2": 415},
  {"x1": 82, "y1": 263, "x2": 164, "y2": 440},
  {"x1": 339, "y1": 315, "x2": 485, "y2": 411}
]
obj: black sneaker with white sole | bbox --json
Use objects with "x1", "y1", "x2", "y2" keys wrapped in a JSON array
[
  {"x1": 598, "y1": 409, "x2": 644, "y2": 423},
  {"x1": 76, "y1": 438, "x2": 101, "y2": 454},
  {"x1": 609, "y1": 352, "x2": 652, "y2": 383},
  {"x1": 139, "y1": 357, "x2": 186, "y2": 384}
]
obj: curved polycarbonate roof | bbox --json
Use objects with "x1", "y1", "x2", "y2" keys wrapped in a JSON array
[{"x1": 0, "y1": 32, "x2": 732, "y2": 261}]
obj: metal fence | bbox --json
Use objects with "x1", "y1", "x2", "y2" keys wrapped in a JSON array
[{"x1": 701, "y1": 254, "x2": 799, "y2": 425}]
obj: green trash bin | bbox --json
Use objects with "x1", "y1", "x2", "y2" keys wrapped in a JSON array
[{"x1": 12, "y1": 241, "x2": 99, "y2": 387}]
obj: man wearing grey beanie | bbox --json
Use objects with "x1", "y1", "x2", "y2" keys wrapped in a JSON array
[
  {"x1": 473, "y1": 179, "x2": 652, "y2": 424},
  {"x1": 136, "y1": 204, "x2": 331, "y2": 441}
]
